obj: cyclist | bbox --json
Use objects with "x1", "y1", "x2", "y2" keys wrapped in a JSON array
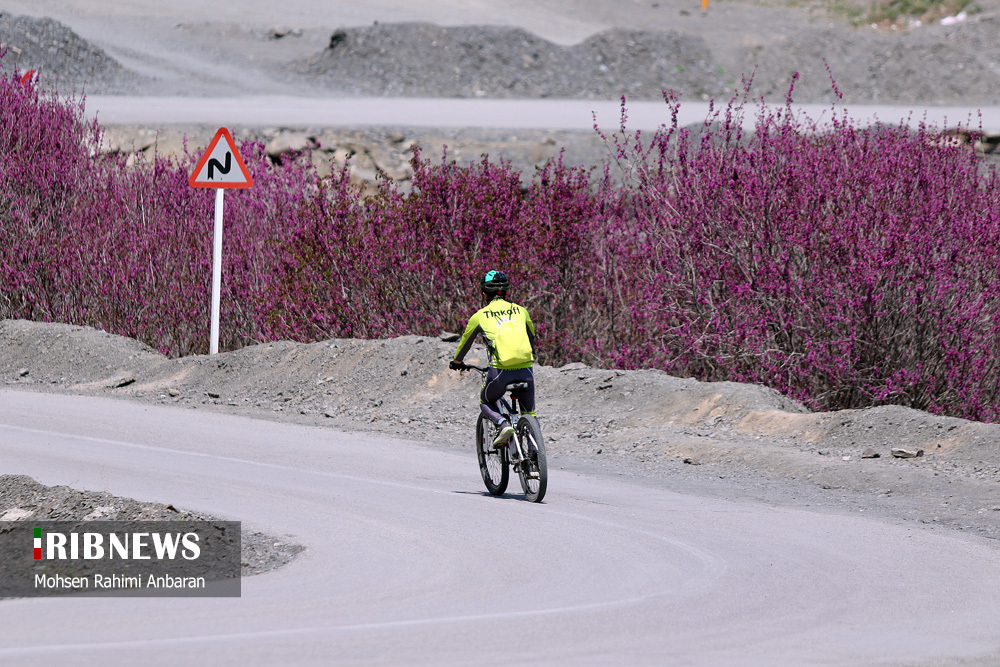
[{"x1": 450, "y1": 270, "x2": 536, "y2": 455}]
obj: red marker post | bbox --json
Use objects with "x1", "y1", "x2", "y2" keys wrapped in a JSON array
[{"x1": 189, "y1": 128, "x2": 253, "y2": 355}]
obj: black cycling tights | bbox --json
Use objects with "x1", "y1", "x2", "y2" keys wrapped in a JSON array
[{"x1": 480, "y1": 367, "x2": 535, "y2": 426}]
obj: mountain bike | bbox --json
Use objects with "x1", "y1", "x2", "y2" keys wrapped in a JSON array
[{"x1": 455, "y1": 363, "x2": 547, "y2": 503}]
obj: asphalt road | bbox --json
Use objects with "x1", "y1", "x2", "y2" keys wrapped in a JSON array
[
  {"x1": 2, "y1": 388, "x2": 1000, "y2": 666},
  {"x1": 83, "y1": 95, "x2": 1000, "y2": 132}
]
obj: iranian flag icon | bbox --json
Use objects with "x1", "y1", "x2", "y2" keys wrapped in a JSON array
[{"x1": 34, "y1": 527, "x2": 41, "y2": 559}]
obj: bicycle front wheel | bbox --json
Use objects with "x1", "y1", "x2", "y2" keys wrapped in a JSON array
[
  {"x1": 476, "y1": 413, "x2": 508, "y2": 495},
  {"x1": 516, "y1": 415, "x2": 547, "y2": 502}
]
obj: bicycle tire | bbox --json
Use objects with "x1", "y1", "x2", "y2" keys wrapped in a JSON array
[
  {"x1": 516, "y1": 415, "x2": 547, "y2": 502},
  {"x1": 476, "y1": 413, "x2": 508, "y2": 495}
]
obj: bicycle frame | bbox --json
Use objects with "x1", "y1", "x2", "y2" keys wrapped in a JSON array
[{"x1": 496, "y1": 394, "x2": 530, "y2": 464}]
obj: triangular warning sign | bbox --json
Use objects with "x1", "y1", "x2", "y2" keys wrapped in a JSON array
[{"x1": 189, "y1": 128, "x2": 253, "y2": 189}]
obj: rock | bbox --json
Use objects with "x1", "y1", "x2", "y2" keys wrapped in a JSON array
[
  {"x1": 438, "y1": 331, "x2": 461, "y2": 342},
  {"x1": 17, "y1": 368, "x2": 29, "y2": 377},
  {"x1": 0, "y1": 507, "x2": 33, "y2": 521},
  {"x1": 892, "y1": 448, "x2": 924, "y2": 458},
  {"x1": 108, "y1": 375, "x2": 135, "y2": 388},
  {"x1": 559, "y1": 362, "x2": 589, "y2": 371},
  {"x1": 168, "y1": 388, "x2": 180, "y2": 397},
  {"x1": 141, "y1": 135, "x2": 187, "y2": 162},
  {"x1": 207, "y1": 391, "x2": 221, "y2": 399},
  {"x1": 267, "y1": 25, "x2": 292, "y2": 40},
  {"x1": 861, "y1": 448, "x2": 880, "y2": 459},
  {"x1": 83, "y1": 505, "x2": 115, "y2": 520},
  {"x1": 327, "y1": 29, "x2": 348, "y2": 50},
  {"x1": 683, "y1": 457, "x2": 701, "y2": 465},
  {"x1": 265, "y1": 132, "x2": 317, "y2": 159}
]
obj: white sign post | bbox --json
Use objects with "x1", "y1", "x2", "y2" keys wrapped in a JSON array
[{"x1": 189, "y1": 127, "x2": 253, "y2": 355}]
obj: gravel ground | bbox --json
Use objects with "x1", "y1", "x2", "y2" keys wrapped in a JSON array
[{"x1": 4, "y1": 319, "x2": 1000, "y2": 552}]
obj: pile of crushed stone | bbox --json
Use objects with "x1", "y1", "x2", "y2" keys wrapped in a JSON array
[
  {"x1": 290, "y1": 18, "x2": 1000, "y2": 105},
  {"x1": 292, "y1": 23, "x2": 720, "y2": 100},
  {"x1": 0, "y1": 474, "x2": 303, "y2": 576},
  {"x1": 0, "y1": 13, "x2": 138, "y2": 93}
]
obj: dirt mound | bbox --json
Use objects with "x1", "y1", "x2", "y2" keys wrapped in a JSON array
[
  {"x1": 5, "y1": 317, "x2": 1000, "y2": 482},
  {"x1": 1, "y1": 319, "x2": 807, "y2": 439},
  {"x1": 0, "y1": 13, "x2": 138, "y2": 93},
  {"x1": 0, "y1": 474, "x2": 303, "y2": 576},
  {"x1": 0, "y1": 321, "x2": 162, "y2": 387},
  {"x1": 292, "y1": 22, "x2": 719, "y2": 100},
  {"x1": 285, "y1": 17, "x2": 1000, "y2": 105}
]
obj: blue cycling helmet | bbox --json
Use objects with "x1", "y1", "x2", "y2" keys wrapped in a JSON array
[{"x1": 481, "y1": 270, "x2": 510, "y2": 294}]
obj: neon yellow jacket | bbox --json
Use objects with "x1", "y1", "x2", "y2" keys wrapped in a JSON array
[{"x1": 454, "y1": 298, "x2": 536, "y2": 369}]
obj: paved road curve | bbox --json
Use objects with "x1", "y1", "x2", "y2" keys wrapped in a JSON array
[
  {"x1": 84, "y1": 96, "x2": 1000, "y2": 132},
  {"x1": 2, "y1": 389, "x2": 1000, "y2": 665}
]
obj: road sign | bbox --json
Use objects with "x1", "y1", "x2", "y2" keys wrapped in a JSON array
[
  {"x1": 189, "y1": 127, "x2": 254, "y2": 355},
  {"x1": 189, "y1": 127, "x2": 253, "y2": 189}
]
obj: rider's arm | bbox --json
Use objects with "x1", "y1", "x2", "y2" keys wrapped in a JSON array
[
  {"x1": 525, "y1": 310, "x2": 536, "y2": 354},
  {"x1": 453, "y1": 312, "x2": 482, "y2": 363}
]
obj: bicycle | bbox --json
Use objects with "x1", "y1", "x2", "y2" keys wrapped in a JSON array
[{"x1": 454, "y1": 363, "x2": 547, "y2": 503}]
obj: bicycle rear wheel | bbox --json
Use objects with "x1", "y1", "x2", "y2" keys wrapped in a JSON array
[
  {"x1": 476, "y1": 413, "x2": 508, "y2": 495},
  {"x1": 516, "y1": 415, "x2": 547, "y2": 502}
]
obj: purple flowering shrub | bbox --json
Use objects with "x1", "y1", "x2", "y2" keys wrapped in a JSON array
[
  {"x1": 264, "y1": 149, "x2": 609, "y2": 366},
  {"x1": 3, "y1": 59, "x2": 1000, "y2": 422},
  {"x1": 0, "y1": 69, "x2": 96, "y2": 323},
  {"x1": 601, "y1": 96, "x2": 1000, "y2": 420}
]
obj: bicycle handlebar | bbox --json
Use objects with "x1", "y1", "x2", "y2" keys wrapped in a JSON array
[{"x1": 453, "y1": 362, "x2": 489, "y2": 373}]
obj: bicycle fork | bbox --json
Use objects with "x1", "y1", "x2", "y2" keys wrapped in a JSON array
[{"x1": 504, "y1": 419, "x2": 538, "y2": 478}]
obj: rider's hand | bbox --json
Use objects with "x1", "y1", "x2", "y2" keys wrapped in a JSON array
[{"x1": 449, "y1": 359, "x2": 463, "y2": 370}]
